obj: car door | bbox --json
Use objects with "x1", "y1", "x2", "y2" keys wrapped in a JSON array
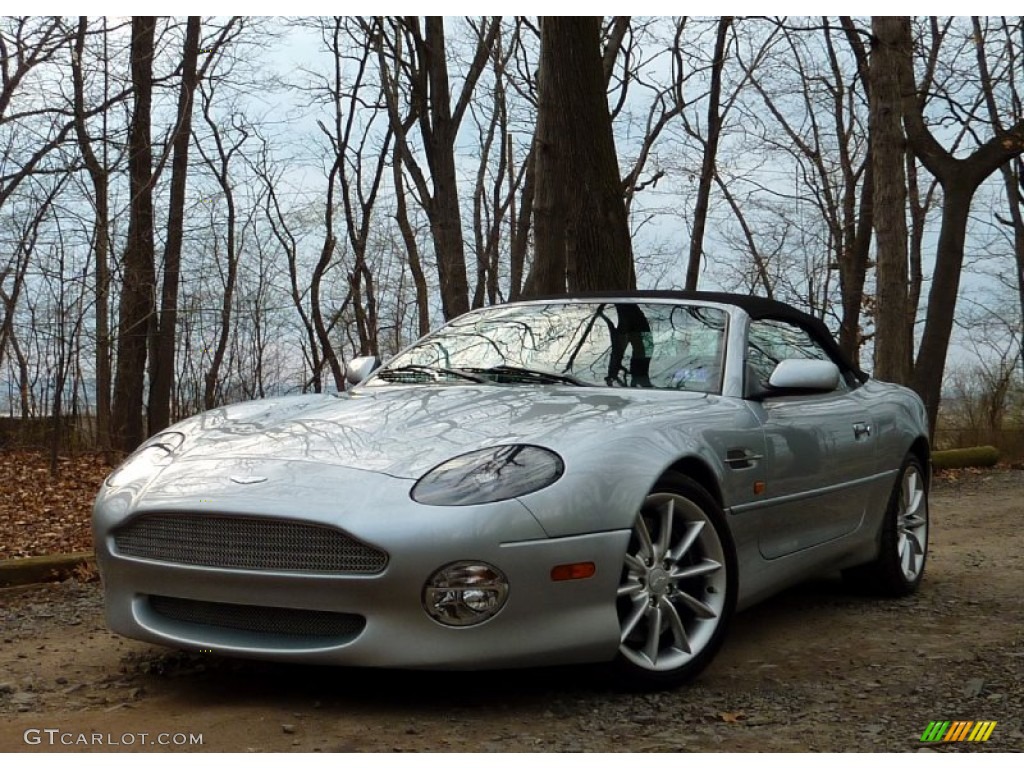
[{"x1": 743, "y1": 319, "x2": 875, "y2": 559}]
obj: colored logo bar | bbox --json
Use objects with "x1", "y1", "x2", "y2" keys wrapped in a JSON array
[{"x1": 920, "y1": 721, "x2": 997, "y2": 742}]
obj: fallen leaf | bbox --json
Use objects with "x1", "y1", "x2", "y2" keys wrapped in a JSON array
[{"x1": 0, "y1": 451, "x2": 113, "y2": 561}]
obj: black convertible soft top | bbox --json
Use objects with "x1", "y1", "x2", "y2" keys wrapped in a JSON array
[{"x1": 521, "y1": 289, "x2": 869, "y2": 383}]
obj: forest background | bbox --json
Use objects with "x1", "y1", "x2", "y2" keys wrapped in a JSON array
[{"x1": 1, "y1": 15, "x2": 1022, "y2": 466}]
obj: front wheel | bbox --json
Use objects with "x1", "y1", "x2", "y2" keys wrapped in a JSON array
[{"x1": 612, "y1": 475, "x2": 737, "y2": 689}]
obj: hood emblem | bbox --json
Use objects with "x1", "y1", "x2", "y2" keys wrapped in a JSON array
[{"x1": 230, "y1": 475, "x2": 267, "y2": 485}]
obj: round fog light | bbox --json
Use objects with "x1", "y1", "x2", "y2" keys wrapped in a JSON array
[{"x1": 423, "y1": 561, "x2": 509, "y2": 627}]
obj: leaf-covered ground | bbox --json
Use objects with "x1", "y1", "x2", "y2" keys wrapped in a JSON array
[{"x1": 0, "y1": 451, "x2": 114, "y2": 559}]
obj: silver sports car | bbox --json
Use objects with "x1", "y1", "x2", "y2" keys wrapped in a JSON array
[{"x1": 93, "y1": 291, "x2": 930, "y2": 687}]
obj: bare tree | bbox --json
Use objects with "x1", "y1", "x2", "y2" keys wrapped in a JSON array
[
  {"x1": 948, "y1": 295, "x2": 1022, "y2": 438},
  {"x1": 836, "y1": 16, "x2": 876, "y2": 362},
  {"x1": 613, "y1": 18, "x2": 687, "y2": 216},
  {"x1": 194, "y1": 84, "x2": 250, "y2": 409},
  {"x1": 111, "y1": 16, "x2": 157, "y2": 453},
  {"x1": 529, "y1": 16, "x2": 635, "y2": 294},
  {"x1": 685, "y1": 16, "x2": 733, "y2": 290},
  {"x1": 0, "y1": 18, "x2": 78, "y2": 214},
  {"x1": 726, "y1": 19, "x2": 868, "y2": 334},
  {"x1": 522, "y1": 17, "x2": 566, "y2": 297},
  {"x1": 976, "y1": 17, "x2": 1024, "y2": 383},
  {"x1": 869, "y1": 17, "x2": 913, "y2": 385},
  {"x1": 468, "y1": 18, "x2": 531, "y2": 307},
  {"x1": 390, "y1": 142, "x2": 431, "y2": 338},
  {"x1": 44, "y1": 215, "x2": 86, "y2": 475},
  {"x1": 70, "y1": 16, "x2": 120, "y2": 450},
  {"x1": 251, "y1": 134, "x2": 325, "y2": 392},
  {"x1": 888, "y1": 16, "x2": 1024, "y2": 433},
  {"x1": 0, "y1": 180, "x2": 63, "y2": 411},
  {"x1": 327, "y1": 18, "x2": 393, "y2": 359},
  {"x1": 374, "y1": 16, "x2": 500, "y2": 320},
  {"x1": 147, "y1": 16, "x2": 202, "y2": 434}
]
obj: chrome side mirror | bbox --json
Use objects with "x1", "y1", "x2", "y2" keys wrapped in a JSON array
[
  {"x1": 345, "y1": 356, "x2": 381, "y2": 386},
  {"x1": 763, "y1": 359, "x2": 840, "y2": 395}
]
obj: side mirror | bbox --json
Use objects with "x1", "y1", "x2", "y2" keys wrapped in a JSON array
[
  {"x1": 345, "y1": 355, "x2": 381, "y2": 386},
  {"x1": 757, "y1": 359, "x2": 840, "y2": 398}
]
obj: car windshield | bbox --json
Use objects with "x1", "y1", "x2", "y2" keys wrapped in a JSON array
[{"x1": 371, "y1": 301, "x2": 728, "y2": 391}]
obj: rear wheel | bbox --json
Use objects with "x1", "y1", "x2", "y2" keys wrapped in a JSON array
[
  {"x1": 613, "y1": 475, "x2": 737, "y2": 689},
  {"x1": 843, "y1": 454, "x2": 929, "y2": 596}
]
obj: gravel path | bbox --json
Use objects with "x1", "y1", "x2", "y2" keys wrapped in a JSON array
[{"x1": 1, "y1": 468, "x2": 1021, "y2": 752}]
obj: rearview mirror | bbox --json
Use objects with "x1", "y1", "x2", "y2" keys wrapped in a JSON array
[{"x1": 345, "y1": 356, "x2": 381, "y2": 386}]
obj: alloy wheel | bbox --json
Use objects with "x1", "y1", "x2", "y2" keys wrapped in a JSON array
[
  {"x1": 617, "y1": 492, "x2": 728, "y2": 672},
  {"x1": 895, "y1": 464, "x2": 928, "y2": 581}
]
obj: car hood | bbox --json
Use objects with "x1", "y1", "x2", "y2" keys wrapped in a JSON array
[{"x1": 165, "y1": 384, "x2": 716, "y2": 479}]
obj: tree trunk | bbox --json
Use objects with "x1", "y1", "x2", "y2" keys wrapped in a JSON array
[
  {"x1": 869, "y1": 16, "x2": 912, "y2": 386},
  {"x1": 532, "y1": 16, "x2": 634, "y2": 295},
  {"x1": 392, "y1": 143, "x2": 430, "y2": 337},
  {"x1": 906, "y1": 153, "x2": 928, "y2": 328},
  {"x1": 525, "y1": 37, "x2": 567, "y2": 298},
  {"x1": 376, "y1": 17, "x2": 498, "y2": 320},
  {"x1": 149, "y1": 16, "x2": 201, "y2": 432},
  {"x1": 201, "y1": 126, "x2": 241, "y2": 411},
  {"x1": 1003, "y1": 159, "x2": 1024, "y2": 382},
  {"x1": 309, "y1": 232, "x2": 345, "y2": 392},
  {"x1": 10, "y1": 329, "x2": 31, "y2": 418},
  {"x1": 836, "y1": 17, "x2": 874, "y2": 366},
  {"x1": 111, "y1": 16, "x2": 156, "y2": 453},
  {"x1": 403, "y1": 18, "x2": 464, "y2": 320},
  {"x1": 423, "y1": 22, "x2": 471, "y2": 319},
  {"x1": 71, "y1": 17, "x2": 113, "y2": 451},
  {"x1": 911, "y1": 184, "x2": 974, "y2": 434},
  {"x1": 891, "y1": 16, "x2": 1024, "y2": 435},
  {"x1": 508, "y1": 140, "x2": 535, "y2": 301},
  {"x1": 684, "y1": 16, "x2": 731, "y2": 291},
  {"x1": 838, "y1": 158, "x2": 873, "y2": 362},
  {"x1": 93, "y1": 180, "x2": 111, "y2": 450}
]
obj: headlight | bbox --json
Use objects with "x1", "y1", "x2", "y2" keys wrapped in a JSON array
[
  {"x1": 410, "y1": 445, "x2": 563, "y2": 506},
  {"x1": 423, "y1": 561, "x2": 509, "y2": 626},
  {"x1": 104, "y1": 431, "x2": 186, "y2": 488}
]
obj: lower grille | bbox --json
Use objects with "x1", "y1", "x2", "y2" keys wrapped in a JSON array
[
  {"x1": 113, "y1": 513, "x2": 388, "y2": 574},
  {"x1": 148, "y1": 595, "x2": 366, "y2": 641}
]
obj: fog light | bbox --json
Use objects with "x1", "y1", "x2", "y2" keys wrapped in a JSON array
[{"x1": 423, "y1": 561, "x2": 509, "y2": 627}]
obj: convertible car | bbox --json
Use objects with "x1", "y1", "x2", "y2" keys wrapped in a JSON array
[{"x1": 93, "y1": 291, "x2": 930, "y2": 687}]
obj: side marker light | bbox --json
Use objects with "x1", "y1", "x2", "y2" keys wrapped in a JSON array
[{"x1": 551, "y1": 562, "x2": 596, "y2": 581}]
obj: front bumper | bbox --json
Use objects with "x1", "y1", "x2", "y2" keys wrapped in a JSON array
[{"x1": 94, "y1": 458, "x2": 628, "y2": 669}]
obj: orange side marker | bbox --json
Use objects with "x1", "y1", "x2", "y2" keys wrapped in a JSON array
[{"x1": 551, "y1": 562, "x2": 596, "y2": 581}]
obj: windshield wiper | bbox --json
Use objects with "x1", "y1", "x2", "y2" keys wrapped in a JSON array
[
  {"x1": 464, "y1": 365, "x2": 592, "y2": 387},
  {"x1": 377, "y1": 364, "x2": 488, "y2": 383}
]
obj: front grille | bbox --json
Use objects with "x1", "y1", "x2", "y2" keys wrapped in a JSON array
[
  {"x1": 113, "y1": 514, "x2": 388, "y2": 574},
  {"x1": 149, "y1": 595, "x2": 365, "y2": 640}
]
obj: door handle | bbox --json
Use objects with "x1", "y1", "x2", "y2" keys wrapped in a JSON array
[{"x1": 853, "y1": 422, "x2": 872, "y2": 439}]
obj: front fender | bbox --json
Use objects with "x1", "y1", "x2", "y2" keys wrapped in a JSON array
[{"x1": 519, "y1": 398, "x2": 763, "y2": 537}]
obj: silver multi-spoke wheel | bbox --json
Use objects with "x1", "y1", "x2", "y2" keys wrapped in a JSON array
[
  {"x1": 895, "y1": 463, "x2": 928, "y2": 581},
  {"x1": 617, "y1": 491, "x2": 729, "y2": 675},
  {"x1": 843, "y1": 454, "x2": 929, "y2": 596}
]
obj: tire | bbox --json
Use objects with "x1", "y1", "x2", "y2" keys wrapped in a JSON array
[
  {"x1": 843, "y1": 454, "x2": 929, "y2": 596},
  {"x1": 612, "y1": 474, "x2": 737, "y2": 689}
]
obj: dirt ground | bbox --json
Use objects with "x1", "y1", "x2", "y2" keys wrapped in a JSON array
[{"x1": 1, "y1": 468, "x2": 1021, "y2": 753}]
